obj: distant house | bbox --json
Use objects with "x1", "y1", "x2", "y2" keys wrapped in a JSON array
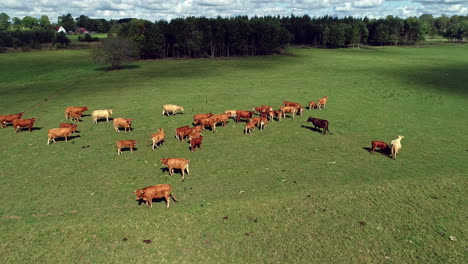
[
  {"x1": 75, "y1": 28, "x2": 89, "y2": 34},
  {"x1": 56, "y1": 26, "x2": 67, "y2": 34}
]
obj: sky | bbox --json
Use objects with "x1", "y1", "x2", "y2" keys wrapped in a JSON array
[{"x1": 1, "y1": 0, "x2": 467, "y2": 22}]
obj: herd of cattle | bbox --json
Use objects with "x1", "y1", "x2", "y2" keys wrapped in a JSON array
[{"x1": 1, "y1": 95, "x2": 405, "y2": 208}]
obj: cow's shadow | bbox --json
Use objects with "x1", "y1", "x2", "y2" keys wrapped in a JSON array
[
  {"x1": 136, "y1": 197, "x2": 168, "y2": 207},
  {"x1": 53, "y1": 135, "x2": 81, "y2": 142},
  {"x1": 301, "y1": 125, "x2": 323, "y2": 134},
  {"x1": 119, "y1": 147, "x2": 137, "y2": 153},
  {"x1": 95, "y1": 118, "x2": 114, "y2": 123},
  {"x1": 362, "y1": 147, "x2": 391, "y2": 158},
  {"x1": 16, "y1": 127, "x2": 43, "y2": 132}
]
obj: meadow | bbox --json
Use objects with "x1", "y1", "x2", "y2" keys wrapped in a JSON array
[{"x1": 0, "y1": 43, "x2": 467, "y2": 263}]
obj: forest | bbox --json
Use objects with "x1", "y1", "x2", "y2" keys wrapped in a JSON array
[{"x1": 0, "y1": 12, "x2": 466, "y2": 58}]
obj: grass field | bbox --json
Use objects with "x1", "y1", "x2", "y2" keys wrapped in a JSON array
[
  {"x1": 0, "y1": 43, "x2": 467, "y2": 263},
  {"x1": 67, "y1": 33, "x2": 108, "y2": 42}
]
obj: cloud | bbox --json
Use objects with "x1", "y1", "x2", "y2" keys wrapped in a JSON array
[{"x1": 1, "y1": 0, "x2": 467, "y2": 23}]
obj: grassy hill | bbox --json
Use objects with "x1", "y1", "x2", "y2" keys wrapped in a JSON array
[{"x1": 0, "y1": 43, "x2": 466, "y2": 263}]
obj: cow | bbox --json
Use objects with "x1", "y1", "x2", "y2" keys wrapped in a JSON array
[
  {"x1": 160, "y1": 158, "x2": 190, "y2": 181},
  {"x1": 317, "y1": 96, "x2": 329, "y2": 110},
  {"x1": 270, "y1": 110, "x2": 283, "y2": 121},
  {"x1": 236, "y1": 111, "x2": 254, "y2": 123},
  {"x1": 259, "y1": 117, "x2": 269, "y2": 130},
  {"x1": 175, "y1": 126, "x2": 192, "y2": 141},
  {"x1": 68, "y1": 110, "x2": 83, "y2": 122},
  {"x1": 193, "y1": 113, "x2": 213, "y2": 125},
  {"x1": 116, "y1": 140, "x2": 137, "y2": 155},
  {"x1": 253, "y1": 105, "x2": 273, "y2": 114},
  {"x1": 371, "y1": 141, "x2": 389, "y2": 154},
  {"x1": 306, "y1": 117, "x2": 330, "y2": 135},
  {"x1": 47, "y1": 127, "x2": 75, "y2": 145},
  {"x1": 224, "y1": 110, "x2": 237, "y2": 119},
  {"x1": 134, "y1": 184, "x2": 178, "y2": 209},
  {"x1": 308, "y1": 101, "x2": 318, "y2": 110},
  {"x1": 188, "y1": 129, "x2": 202, "y2": 140},
  {"x1": 59, "y1": 123, "x2": 78, "y2": 134},
  {"x1": 190, "y1": 136, "x2": 203, "y2": 152},
  {"x1": 244, "y1": 121, "x2": 256, "y2": 134},
  {"x1": 65, "y1": 107, "x2": 88, "y2": 119},
  {"x1": 283, "y1": 101, "x2": 304, "y2": 116},
  {"x1": 12, "y1": 118, "x2": 36, "y2": 133},
  {"x1": 113, "y1": 118, "x2": 133, "y2": 133},
  {"x1": 162, "y1": 104, "x2": 184, "y2": 116},
  {"x1": 391, "y1": 135, "x2": 404, "y2": 160},
  {"x1": 92, "y1": 109, "x2": 113, "y2": 123},
  {"x1": 151, "y1": 129, "x2": 165, "y2": 150},
  {"x1": 280, "y1": 106, "x2": 298, "y2": 119},
  {"x1": 199, "y1": 118, "x2": 217, "y2": 132},
  {"x1": 0, "y1": 112, "x2": 24, "y2": 128},
  {"x1": 211, "y1": 113, "x2": 231, "y2": 127}
]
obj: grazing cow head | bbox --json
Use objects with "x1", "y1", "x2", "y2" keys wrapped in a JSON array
[
  {"x1": 158, "y1": 128, "x2": 164, "y2": 133},
  {"x1": 179, "y1": 106, "x2": 185, "y2": 111},
  {"x1": 109, "y1": 109, "x2": 113, "y2": 115},
  {"x1": 134, "y1": 189, "x2": 145, "y2": 199},
  {"x1": 160, "y1": 158, "x2": 169, "y2": 165}
]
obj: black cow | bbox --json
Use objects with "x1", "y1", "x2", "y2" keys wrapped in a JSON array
[{"x1": 306, "y1": 117, "x2": 330, "y2": 135}]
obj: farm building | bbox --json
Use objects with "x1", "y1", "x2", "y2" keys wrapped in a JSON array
[
  {"x1": 56, "y1": 26, "x2": 66, "y2": 34},
  {"x1": 76, "y1": 28, "x2": 89, "y2": 34}
]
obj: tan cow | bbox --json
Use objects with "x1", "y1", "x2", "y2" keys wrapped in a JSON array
[
  {"x1": 162, "y1": 104, "x2": 184, "y2": 116},
  {"x1": 134, "y1": 184, "x2": 178, "y2": 209},
  {"x1": 113, "y1": 118, "x2": 133, "y2": 133},
  {"x1": 151, "y1": 129, "x2": 165, "y2": 150},
  {"x1": 47, "y1": 127, "x2": 75, "y2": 145},
  {"x1": 116, "y1": 140, "x2": 137, "y2": 155},
  {"x1": 160, "y1": 158, "x2": 190, "y2": 181}
]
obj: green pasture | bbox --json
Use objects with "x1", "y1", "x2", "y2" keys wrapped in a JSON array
[
  {"x1": 67, "y1": 33, "x2": 108, "y2": 42},
  {"x1": 0, "y1": 44, "x2": 467, "y2": 263}
]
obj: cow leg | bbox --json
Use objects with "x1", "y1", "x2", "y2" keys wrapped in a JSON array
[
  {"x1": 130, "y1": 147, "x2": 133, "y2": 153},
  {"x1": 118, "y1": 148, "x2": 121, "y2": 155},
  {"x1": 165, "y1": 194, "x2": 170, "y2": 208},
  {"x1": 65, "y1": 136, "x2": 68, "y2": 142}
]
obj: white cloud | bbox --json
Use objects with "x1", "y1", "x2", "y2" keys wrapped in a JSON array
[{"x1": 1, "y1": 0, "x2": 467, "y2": 22}]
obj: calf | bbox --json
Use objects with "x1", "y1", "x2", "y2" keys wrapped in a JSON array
[
  {"x1": 134, "y1": 184, "x2": 178, "y2": 209},
  {"x1": 162, "y1": 104, "x2": 184, "y2": 116},
  {"x1": 13, "y1": 118, "x2": 36, "y2": 133},
  {"x1": 151, "y1": 128, "x2": 165, "y2": 150},
  {"x1": 371, "y1": 141, "x2": 389, "y2": 154},
  {"x1": 92, "y1": 109, "x2": 113, "y2": 123},
  {"x1": 68, "y1": 110, "x2": 83, "y2": 122},
  {"x1": 244, "y1": 121, "x2": 256, "y2": 134},
  {"x1": 116, "y1": 140, "x2": 137, "y2": 155},
  {"x1": 47, "y1": 127, "x2": 75, "y2": 145},
  {"x1": 193, "y1": 113, "x2": 213, "y2": 125},
  {"x1": 308, "y1": 101, "x2": 318, "y2": 110},
  {"x1": 0, "y1": 112, "x2": 24, "y2": 128},
  {"x1": 283, "y1": 101, "x2": 304, "y2": 116},
  {"x1": 160, "y1": 158, "x2": 190, "y2": 181},
  {"x1": 65, "y1": 106, "x2": 88, "y2": 119},
  {"x1": 59, "y1": 123, "x2": 78, "y2": 133},
  {"x1": 391, "y1": 135, "x2": 404, "y2": 160},
  {"x1": 189, "y1": 136, "x2": 203, "y2": 152},
  {"x1": 280, "y1": 106, "x2": 298, "y2": 119},
  {"x1": 306, "y1": 117, "x2": 330, "y2": 135},
  {"x1": 236, "y1": 110, "x2": 254, "y2": 123},
  {"x1": 113, "y1": 118, "x2": 133, "y2": 133}
]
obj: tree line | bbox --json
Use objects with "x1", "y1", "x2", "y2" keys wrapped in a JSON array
[{"x1": 0, "y1": 12, "x2": 466, "y2": 55}]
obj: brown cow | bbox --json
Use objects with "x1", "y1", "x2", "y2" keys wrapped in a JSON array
[
  {"x1": 211, "y1": 113, "x2": 231, "y2": 127},
  {"x1": 189, "y1": 136, "x2": 203, "y2": 152},
  {"x1": 270, "y1": 110, "x2": 283, "y2": 121},
  {"x1": 65, "y1": 107, "x2": 88, "y2": 119},
  {"x1": 47, "y1": 127, "x2": 75, "y2": 145},
  {"x1": 193, "y1": 113, "x2": 213, "y2": 125},
  {"x1": 244, "y1": 121, "x2": 256, "y2": 134},
  {"x1": 68, "y1": 110, "x2": 83, "y2": 122},
  {"x1": 151, "y1": 129, "x2": 165, "y2": 150},
  {"x1": 236, "y1": 110, "x2": 254, "y2": 123},
  {"x1": 308, "y1": 101, "x2": 318, "y2": 110},
  {"x1": 253, "y1": 105, "x2": 273, "y2": 113},
  {"x1": 59, "y1": 123, "x2": 78, "y2": 133},
  {"x1": 0, "y1": 112, "x2": 24, "y2": 128},
  {"x1": 371, "y1": 141, "x2": 389, "y2": 154},
  {"x1": 113, "y1": 118, "x2": 133, "y2": 133},
  {"x1": 160, "y1": 158, "x2": 190, "y2": 181},
  {"x1": 116, "y1": 140, "x2": 137, "y2": 155},
  {"x1": 13, "y1": 118, "x2": 36, "y2": 133},
  {"x1": 280, "y1": 106, "x2": 297, "y2": 119},
  {"x1": 259, "y1": 117, "x2": 269, "y2": 130},
  {"x1": 134, "y1": 184, "x2": 178, "y2": 209},
  {"x1": 199, "y1": 118, "x2": 217, "y2": 132},
  {"x1": 283, "y1": 101, "x2": 304, "y2": 116},
  {"x1": 306, "y1": 117, "x2": 330, "y2": 135}
]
